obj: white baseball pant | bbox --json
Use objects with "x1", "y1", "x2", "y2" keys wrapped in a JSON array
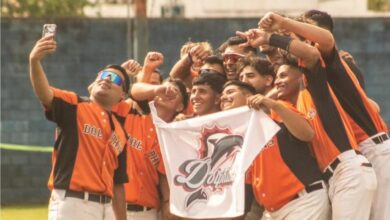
[
  {"x1": 327, "y1": 149, "x2": 377, "y2": 220},
  {"x1": 261, "y1": 181, "x2": 330, "y2": 220},
  {"x1": 359, "y1": 132, "x2": 390, "y2": 220},
  {"x1": 48, "y1": 189, "x2": 115, "y2": 220}
]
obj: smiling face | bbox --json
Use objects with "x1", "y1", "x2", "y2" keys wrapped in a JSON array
[
  {"x1": 239, "y1": 66, "x2": 273, "y2": 95},
  {"x1": 223, "y1": 45, "x2": 247, "y2": 80},
  {"x1": 220, "y1": 84, "x2": 251, "y2": 110},
  {"x1": 154, "y1": 82, "x2": 184, "y2": 114},
  {"x1": 274, "y1": 64, "x2": 303, "y2": 102},
  {"x1": 90, "y1": 68, "x2": 125, "y2": 107},
  {"x1": 190, "y1": 84, "x2": 221, "y2": 116}
]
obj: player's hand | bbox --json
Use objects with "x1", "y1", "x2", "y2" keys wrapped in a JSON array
[
  {"x1": 247, "y1": 94, "x2": 275, "y2": 111},
  {"x1": 236, "y1": 29, "x2": 270, "y2": 48},
  {"x1": 339, "y1": 50, "x2": 356, "y2": 64},
  {"x1": 153, "y1": 84, "x2": 178, "y2": 101},
  {"x1": 121, "y1": 59, "x2": 142, "y2": 77},
  {"x1": 258, "y1": 12, "x2": 285, "y2": 32},
  {"x1": 144, "y1": 51, "x2": 164, "y2": 71},
  {"x1": 189, "y1": 45, "x2": 209, "y2": 68},
  {"x1": 29, "y1": 35, "x2": 57, "y2": 62}
]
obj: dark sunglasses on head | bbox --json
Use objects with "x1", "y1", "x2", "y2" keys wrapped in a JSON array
[
  {"x1": 223, "y1": 53, "x2": 245, "y2": 63},
  {"x1": 98, "y1": 71, "x2": 123, "y2": 86}
]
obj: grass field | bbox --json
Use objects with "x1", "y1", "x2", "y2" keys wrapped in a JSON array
[
  {"x1": 0, "y1": 204, "x2": 48, "y2": 220},
  {"x1": 1, "y1": 144, "x2": 51, "y2": 220}
]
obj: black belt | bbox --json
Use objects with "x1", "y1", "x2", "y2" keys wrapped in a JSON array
[
  {"x1": 126, "y1": 204, "x2": 152, "y2": 212},
  {"x1": 323, "y1": 150, "x2": 369, "y2": 182},
  {"x1": 65, "y1": 190, "x2": 111, "y2": 204},
  {"x1": 292, "y1": 181, "x2": 324, "y2": 200},
  {"x1": 371, "y1": 133, "x2": 389, "y2": 144},
  {"x1": 323, "y1": 157, "x2": 341, "y2": 182}
]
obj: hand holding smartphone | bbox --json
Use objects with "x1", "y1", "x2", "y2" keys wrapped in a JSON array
[{"x1": 42, "y1": 24, "x2": 57, "y2": 38}]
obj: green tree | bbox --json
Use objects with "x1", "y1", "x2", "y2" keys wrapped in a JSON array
[
  {"x1": 1, "y1": 0, "x2": 92, "y2": 17},
  {"x1": 368, "y1": 0, "x2": 390, "y2": 11}
]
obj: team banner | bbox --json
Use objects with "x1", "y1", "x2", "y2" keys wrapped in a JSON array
[{"x1": 150, "y1": 102, "x2": 280, "y2": 218}]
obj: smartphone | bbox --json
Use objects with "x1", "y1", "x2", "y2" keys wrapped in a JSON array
[{"x1": 42, "y1": 24, "x2": 57, "y2": 38}]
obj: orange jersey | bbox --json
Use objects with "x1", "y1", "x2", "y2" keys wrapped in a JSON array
[
  {"x1": 114, "y1": 101, "x2": 163, "y2": 208},
  {"x1": 296, "y1": 60, "x2": 358, "y2": 170},
  {"x1": 249, "y1": 101, "x2": 322, "y2": 211},
  {"x1": 46, "y1": 88, "x2": 128, "y2": 197},
  {"x1": 183, "y1": 100, "x2": 194, "y2": 115},
  {"x1": 325, "y1": 49, "x2": 388, "y2": 143}
]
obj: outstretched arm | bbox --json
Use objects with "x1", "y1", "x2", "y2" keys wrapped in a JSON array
[
  {"x1": 237, "y1": 29, "x2": 321, "y2": 70},
  {"x1": 130, "y1": 82, "x2": 178, "y2": 101},
  {"x1": 258, "y1": 12, "x2": 335, "y2": 57},
  {"x1": 29, "y1": 35, "x2": 57, "y2": 109}
]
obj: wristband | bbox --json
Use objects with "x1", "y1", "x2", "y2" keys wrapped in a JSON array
[{"x1": 269, "y1": 34, "x2": 293, "y2": 52}]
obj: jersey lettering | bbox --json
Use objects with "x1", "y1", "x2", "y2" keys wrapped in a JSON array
[
  {"x1": 109, "y1": 132, "x2": 123, "y2": 156},
  {"x1": 83, "y1": 124, "x2": 103, "y2": 139},
  {"x1": 127, "y1": 135, "x2": 142, "y2": 150}
]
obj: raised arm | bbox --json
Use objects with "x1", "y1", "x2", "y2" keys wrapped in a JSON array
[
  {"x1": 258, "y1": 12, "x2": 335, "y2": 57},
  {"x1": 121, "y1": 59, "x2": 142, "y2": 77},
  {"x1": 248, "y1": 94, "x2": 314, "y2": 142},
  {"x1": 29, "y1": 35, "x2": 57, "y2": 109},
  {"x1": 169, "y1": 45, "x2": 209, "y2": 88},
  {"x1": 139, "y1": 51, "x2": 164, "y2": 83}
]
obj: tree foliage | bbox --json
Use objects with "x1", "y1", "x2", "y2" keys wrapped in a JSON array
[
  {"x1": 1, "y1": 0, "x2": 92, "y2": 17},
  {"x1": 368, "y1": 0, "x2": 390, "y2": 11}
]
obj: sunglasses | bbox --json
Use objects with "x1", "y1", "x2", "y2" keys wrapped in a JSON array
[
  {"x1": 98, "y1": 71, "x2": 123, "y2": 86},
  {"x1": 223, "y1": 53, "x2": 245, "y2": 63}
]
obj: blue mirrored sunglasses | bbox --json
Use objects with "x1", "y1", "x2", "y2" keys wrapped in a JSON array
[{"x1": 98, "y1": 71, "x2": 123, "y2": 86}]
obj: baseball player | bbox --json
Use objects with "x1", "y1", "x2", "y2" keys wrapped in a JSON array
[
  {"x1": 240, "y1": 14, "x2": 377, "y2": 219},
  {"x1": 127, "y1": 79, "x2": 188, "y2": 219},
  {"x1": 302, "y1": 10, "x2": 390, "y2": 220},
  {"x1": 220, "y1": 80, "x2": 330, "y2": 220},
  {"x1": 29, "y1": 35, "x2": 128, "y2": 220}
]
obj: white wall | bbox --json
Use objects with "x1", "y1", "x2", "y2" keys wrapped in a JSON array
[{"x1": 85, "y1": 0, "x2": 389, "y2": 18}]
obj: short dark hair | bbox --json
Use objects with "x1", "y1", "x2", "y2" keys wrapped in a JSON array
[
  {"x1": 223, "y1": 80, "x2": 256, "y2": 95},
  {"x1": 169, "y1": 78, "x2": 189, "y2": 111},
  {"x1": 304, "y1": 9, "x2": 334, "y2": 33},
  {"x1": 226, "y1": 36, "x2": 257, "y2": 54},
  {"x1": 204, "y1": 55, "x2": 224, "y2": 68},
  {"x1": 192, "y1": 72, "x2": 227, "y2": 94},
  {"x1": 104, "y1": 64, "x2": 130, "y2": 93},
  {"x1": 237, "y1": 56, "x2": 275, "y2": 80}
]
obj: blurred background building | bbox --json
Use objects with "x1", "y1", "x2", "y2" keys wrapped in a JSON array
[
  {"x1": 1, "y1": 0, "x2": 390, "y2": 205},
  {"x1": 83, "y1": 0, "x2": 389, "y2": 18}
]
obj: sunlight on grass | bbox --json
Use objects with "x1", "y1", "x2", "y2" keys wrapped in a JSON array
[{"x1": 1, "y1": 204, "x2": 48, "y2": 220}]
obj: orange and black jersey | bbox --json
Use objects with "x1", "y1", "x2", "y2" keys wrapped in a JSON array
[
  {"x1": 342, "y1": 55, "x2": 365, "y2": 90},
  {"x1": 249, "y1": 102, "x2": 322, "y2": 211},
  {"x1": 45, "y1": 88, "x2": 128, "y2": 197},
  {"x1": 325, "y1": 48, "x2": 387, "y2": 142},
  {"x1": 300, "y1": 60, "x2": 357, "y2": 153},
  {"x1": 113, "y1": 101, "x2": 163, "y2": 209}
]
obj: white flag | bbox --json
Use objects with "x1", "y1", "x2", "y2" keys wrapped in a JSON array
[{"x1": 149, "y1": 102, "x2": 279, "y2": 219}]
